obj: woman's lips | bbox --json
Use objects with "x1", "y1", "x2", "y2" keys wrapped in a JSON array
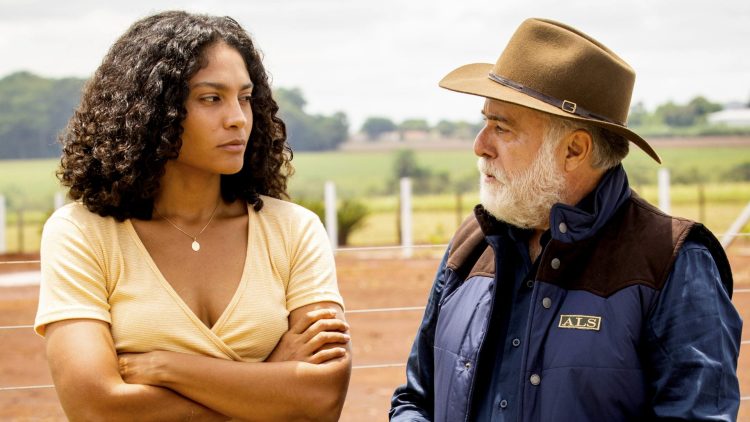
[{"x1": 218, "y1": 140, "x2": 246, "y2": 152}]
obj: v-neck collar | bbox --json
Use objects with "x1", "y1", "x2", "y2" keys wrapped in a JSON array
[{"x1": 124, "y1": 203, "x2": 252, "y2": 358}]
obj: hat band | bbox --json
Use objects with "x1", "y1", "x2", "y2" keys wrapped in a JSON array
[{"x1": 488, "y1": 73, "x2": 622, "y2": 125}]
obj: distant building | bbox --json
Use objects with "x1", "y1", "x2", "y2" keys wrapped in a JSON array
[
  {"x1": 708, "y1": 108, "x2": 750, "y2": 127},
  {"x1": 401, "y1": 129, "x2": 431, "y2": 142}
]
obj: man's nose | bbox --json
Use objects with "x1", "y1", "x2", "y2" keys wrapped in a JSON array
[{"x1": 473, "y1": 125, "x2": 495, "y2": 158}]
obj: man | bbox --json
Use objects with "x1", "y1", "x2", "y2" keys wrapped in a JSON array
[{"x1": 390, "y1": 18, "x2": 741, "y2": 422}]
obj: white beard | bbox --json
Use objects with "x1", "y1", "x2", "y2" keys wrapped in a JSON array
[{"x1": 478, "y1": 138, "x2": 566, "y2": 229}]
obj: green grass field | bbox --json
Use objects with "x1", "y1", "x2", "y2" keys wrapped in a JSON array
[
  {"x1": 1, "y1": 145, "x2": 749, "y2": 251},
  {"x1": 0, "y1": 159, "x2": 60, "y2": 210},
  {"x1": 290, "y1": 146, "x2": 750, "y2": 198}
]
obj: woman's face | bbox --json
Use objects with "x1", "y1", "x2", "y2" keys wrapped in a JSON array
[{"x1": 177, "y1": 42, "x2": 254, "y2": 175}]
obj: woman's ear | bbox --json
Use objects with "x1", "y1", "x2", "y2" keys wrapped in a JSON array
[{"x1": 563, "y1": 129, "x2": 593, "y2": 172}]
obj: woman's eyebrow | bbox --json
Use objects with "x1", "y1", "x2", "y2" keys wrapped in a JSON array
[{"x1": 190, "y1": 81, "x2": 254, "y2": 90}]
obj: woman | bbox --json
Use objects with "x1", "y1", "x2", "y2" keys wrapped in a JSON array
[{"x1": 34, "y1": 11, "x2": 351, "y2": 421}]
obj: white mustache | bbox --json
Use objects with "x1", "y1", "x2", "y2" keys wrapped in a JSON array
[{"x1": 477, "y1": 157, "x2": 507, "y2": 183}]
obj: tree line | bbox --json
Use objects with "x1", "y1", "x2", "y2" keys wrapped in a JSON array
[
  {"x1": 359, "y1": 96, "x2": 750, "y2": 141},
  {"x1": 359, "y1": 117, "x2": 484, "y2": 140},
  {"x1": 0, "y1": 72, "x2": 351, "y2": 159},
  {"x1": 0, "y1": 72, "x2": 84, "y2": 159},
  {"x1": 1, "y1": 71, "x2": 748, "y2": 160},
  {"x1": 627, "y1": 97, "x2": 750, "y2": 137}
]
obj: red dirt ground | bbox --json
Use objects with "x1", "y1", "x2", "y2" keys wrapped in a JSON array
[{"x1": 2, "y1": 247, "x2": 750, "y2": 421}]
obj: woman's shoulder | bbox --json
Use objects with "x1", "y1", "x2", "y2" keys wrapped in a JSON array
[
  {"x1": 50, "y1": 201, "x2": 99, "y2": 221},
  {"x1": 256, "y1": 195, "x2": 319, "y2": 221},
  {"x1": 253, "y1": 196, "x2": 323, "y2": 234},
  {"x1": 46, "y1": 201, "x2": 117, "y2": 233},
  {"x1": 253, "y1": 196, "x2": 331, "y2": 261}
]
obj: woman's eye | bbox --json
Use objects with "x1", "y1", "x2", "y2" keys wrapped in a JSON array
[
  {"x1": 240, "y1": 94, "x2": 253, "y2": 103},
  {"x1": 201, "y1": 95, "x2": 220, "y2": 103}
]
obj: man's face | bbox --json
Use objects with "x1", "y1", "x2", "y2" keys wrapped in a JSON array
[{"x1": 475, "y1": 99, "x2": 566, "y2": 229}]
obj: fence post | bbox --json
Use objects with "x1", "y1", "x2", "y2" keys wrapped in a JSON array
[
  {"x1": 324, "y1": 181, "x2": 338, "y2": 252},
  {"x1": 0, "y1": 195, "x2": 6, "y2": 254},
  {"x1": 697, "y1": 183, "x2": 705, "y2": 224},
  {"x1": 455, "y1": 191, "x2": 463, "y2": 230},
  {"x1": 17, "y1": 209, "x2": 24, "y2": 254},
  {"x1": 658, "y1": 168, "x2": 670, "y2": 214},
  {"x1": 400, "y1": 177, "x2": 413, "y2": 258}
]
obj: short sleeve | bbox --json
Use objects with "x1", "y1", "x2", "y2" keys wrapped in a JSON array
[
  {"x1": 34, "y1": 215, "x2": 111, "y2": 336},
  {"x1": 285, "y1": 211, "x2": 344, "y2": 312}
]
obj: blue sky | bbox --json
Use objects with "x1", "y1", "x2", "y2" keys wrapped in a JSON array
[{"x1": 1, "y1": 0, "x2": 748, "y2": 128}]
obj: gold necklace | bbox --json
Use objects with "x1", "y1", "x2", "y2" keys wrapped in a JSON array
[{"x1": 154, "y1": 199, "x2": 221, "y2": 252}]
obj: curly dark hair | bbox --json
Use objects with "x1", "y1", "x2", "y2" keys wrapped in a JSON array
[{"x1": 59, "y1": 10, "x2": 293, "y2": 221}]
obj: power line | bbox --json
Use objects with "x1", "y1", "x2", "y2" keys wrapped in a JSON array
[
  {"x1": 0, "y1": 384, "x2": 54, "y2": 392},
  {"x1": 347, "y1": 306, "x2": 425, "y2": 314}
]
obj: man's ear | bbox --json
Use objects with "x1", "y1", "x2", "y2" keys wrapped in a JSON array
[{"x1": 563, "y1": 129, "x2": 593, "y2": 172}]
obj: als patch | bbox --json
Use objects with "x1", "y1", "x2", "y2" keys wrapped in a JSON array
[{"x1": 558, "y1": 314, "x2": 601, "y2": 331}]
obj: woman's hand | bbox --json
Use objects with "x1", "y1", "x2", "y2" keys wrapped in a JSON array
[
  {"x1": 266, "y1": 308, "x2": 350, "y2": 364},
  {"x1": 119, "y1": 351, "x2": 166, "y2": 386}
]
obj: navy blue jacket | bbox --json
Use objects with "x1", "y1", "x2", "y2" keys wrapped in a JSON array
[{"x1": 390, "y1": 166, "x2": 741, "y2": 421}]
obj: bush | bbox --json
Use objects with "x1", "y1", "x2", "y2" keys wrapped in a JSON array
[
  {"x1": 361, "y1": 117, "x2": 397, "y2": 140},
  {"x1": 294, "y1": 198, "x2": 370, "y2": 246},
  {"x1": 387, "y1": 149, "x2": 451, "y2": 194},
  {"x1": 723, "y1": 162, "x2": 750, "y2": 182},
  {"x1": 336, "y1": 200, "x2": 369, "y2": 246},
  {"x1": 670, "y1": 166, "x2": 707, "y2": 185}
]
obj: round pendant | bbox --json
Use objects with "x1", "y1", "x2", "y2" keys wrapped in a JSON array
[{"x1": 191, "y1": 240, "x2": 200, "y2": 252}]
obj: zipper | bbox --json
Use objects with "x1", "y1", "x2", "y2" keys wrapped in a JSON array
[{"x1": 462, "y1": 238, "x2": 502, "y2": 422}]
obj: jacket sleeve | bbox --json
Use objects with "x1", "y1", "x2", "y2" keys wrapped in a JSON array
[
  {"x1": 643, "y1": 240, "x2": 742, "y2": 421},
  {"x1": 389, "y1": 248, "x2": 451, "y2": 421}
]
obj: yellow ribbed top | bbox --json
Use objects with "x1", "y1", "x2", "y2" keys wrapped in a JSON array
[{"x1": 35, "y1": 196, "x2": 343, "y2": 362}]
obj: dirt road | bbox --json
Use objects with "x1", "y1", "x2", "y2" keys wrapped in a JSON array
[{"x1": 1, "y1": 250, "x2": 749, "y2": 421}]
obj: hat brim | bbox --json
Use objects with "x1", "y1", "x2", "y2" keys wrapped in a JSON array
[{"x1": 439, "y1": 63, "x2": 661, "y2": 164}]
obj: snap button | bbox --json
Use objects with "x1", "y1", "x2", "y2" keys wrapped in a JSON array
[
  {"x1": 542, "y1": 297, "x2": 552, "y2": 309},
  {"x1": 551, "y1": 258, "x2": 560, "y2": 270},
  {"x1": 512, "y1": 338, "x2": 521, "y2": 347},
  {"x1": 464, "y1": 361, "x2": 472, "y2": 369},
  {"x1": 526, "y1": 279, "x2": 534, "y2": 288},
  {"x1": 499, "y1": 399, "x2": 508, "y2": 409},
  {"x1": 558, "y1": 222, "x2": 568, "y2": 233},
  {"x1": 530, "y1": 374, "x2": 541, "y2": 385}
]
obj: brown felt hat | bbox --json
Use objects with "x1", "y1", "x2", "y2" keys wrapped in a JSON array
[{"x1": 439, "y1": 18, "x2": 661, "y2": 163}]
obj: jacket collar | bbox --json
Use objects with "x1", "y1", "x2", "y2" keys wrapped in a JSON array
[{"x1": 549, "y1": 164, "x2": 631, "y2": 243}]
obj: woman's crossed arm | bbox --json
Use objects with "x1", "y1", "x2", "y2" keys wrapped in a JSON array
[
  {"x1": 46, "y1": 302, "x2": 350, "y2": 421},
  {"x1": 118, "y1": 301, "x2": 352, "y2": 421}
]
